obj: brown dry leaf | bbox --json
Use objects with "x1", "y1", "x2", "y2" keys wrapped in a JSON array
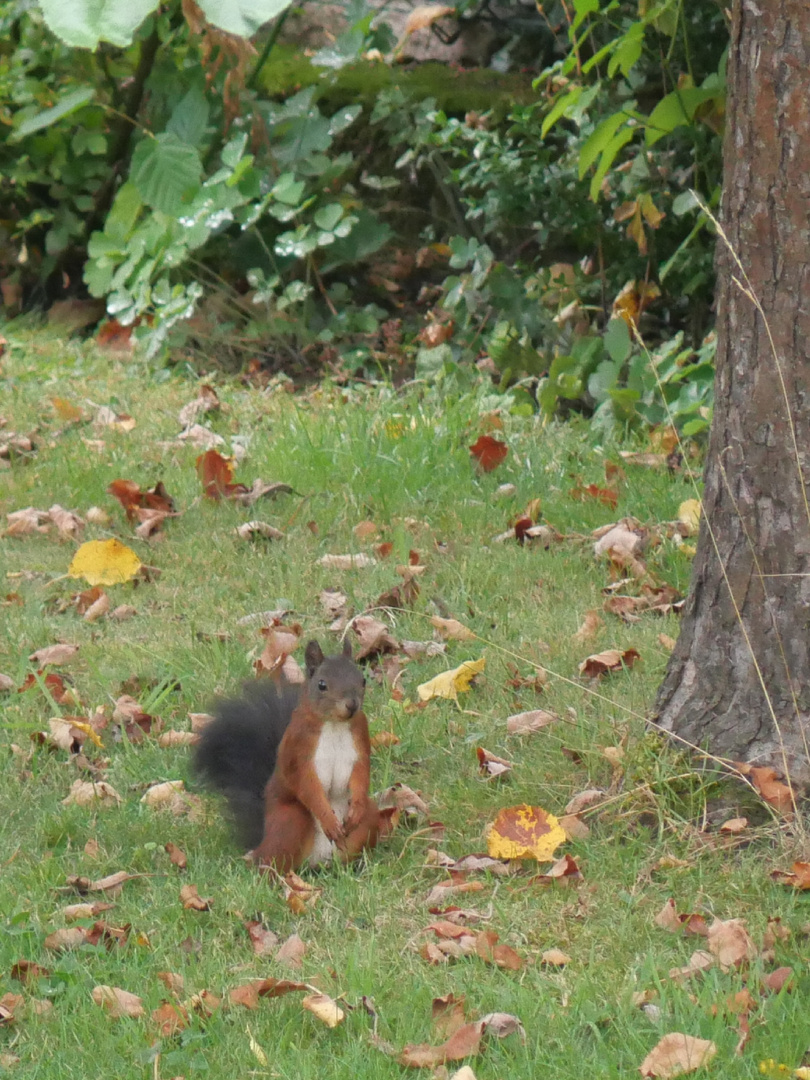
[
  {"x1": 476, "y1": 747, "x2": 513, "y2": 779},
  {"x1": 157, "y1": 971, "x2": 185, "y2": 995},
  {"x1": 94, "y1": 406, "x2": 135, "y2": 433},
  {"x1": 317, "y1": 553, "x2": 378, "y2": 570},
  {"x1": 353, "y1": 615, "x2": 399, "y2": 659},
  {"x1": 276, "y1": 932, "x2": 307, "y2": 970},
  {"x1": 68, "y1": 870, "x2": 133, "y2": 895},
  {"x1": 177, "y1": 423, "x2": 224, "y2": 449},
  {"x1": 4, "y1": 507, "x2": 51, "y2": 537},
  {"x1": 658, "y1": 633, "x2": 677, "y2": 650},
  {"x1": 245, "y1": 921, "x2": 280, "y2": 957},
  {"x1": 83, "y1": 591, "x2": 110, "y2": 622},
  {"x1": 371, "y1": 730, "x2": 401, "y2": 749},
  {"x1": 282, "y1": 872, "x2": 322, "y2": 914},
  {"x1": 158, "y1": 730, "x2": 198, "y2": 747},
  {"x1": 235, "y1": 520, "x2": 285, "y2": 541},
  {"x1": 62, "y1": 779, "x2": 122, "y2": 807},
  {"x1": 432, "y1": 993, "x2": 467, "y2": 1037},
  {"x1": 91, "y1": 985, "x2": 145, "y2": 1019},
  {"x1": 534, "y1": 853, "x2": 582, "y2": 884},
  {"x1": 564, "y1": 789, "x2": 606, "y2": 815},
  {"x1": 770, "y1": 860, "x2": 810, "y2": 889},
  {"x1": 152, "y1": 1001, "x2": 189, "y2": 1036},
  {"x1": 110, "y1": 604, "x2": 137, "y2": 621},
  {"x1": 748, "y1": 766, "x2": 795, "y2": 814},
  {"x1": 573, "y1": 610, "x2": 603, "y2": 643},
  {"x1": 229, "y1": 978, "x2": 307, "y2": 1009},
  {"x1": 719, "y1": 817, "x2": 748, "y2": 834},
  {"x1": 188, "y1": 712, "x2": 214, "y2": 732},
  {"x1": 667, "y1": 950, "x2": 714, "y2": 982},
  {"x1": 469, "y1": 435, "x2": 508, "y2": 473},
  {"x1": 569, "y1": 483, "x2": 619, "y2": 510},
  {"x1": 180, "y1": 884, "x2": 212, "y2": 911},
  {"x1": 353, "y1": 519, "x2": 378, "y2": 540},
  {"x1": 474, "y1": 930, "x2": 523, "y2": 971},
  {"x1": 195, "y1": 449, "x2": 246, "y2": 500},
  {"x1": 10, "y1": 960, "x2": 51, "y2": 985},
  {"x1": 541, "y1": 948, "x2": 572, "y2": 966},
  {"x1": 653, "y1": 900, "x2": 708, "y2": 936},
  {"x1": 559, "y1": 814, "x2": 590, "y2": 840},
  {"x1": 578, "y1": 648, "x2": 640, "y2": 678},
  {"x1": 486, "y1": 804, "x2": 566, "y2": 861},
  {"x1": 707, "y1": 918, "x2": 756, "y2": 970},
  {"x1": 430, "y1": 616, "x2": 476, "y2": 642},
  {"x1": 639, "y1": 1032, "x2": 716, "y2": 1078},
  {"x1": 28, "y1": 643, "x2": 80, "y2": 666},
  {"x1": 506, "y1": 709, "x2": 558, "y2": 735},
  {"x1": 178, "y1": 384, "x2": 220, "y2": 427},
  {"x1": 763, "y1": 966, "x2": 794, "y2": 993},
  {"x1": 164, "y1": 841, "x2": 188, "y2": 869},
  {"x1": 302, "y1": 993, "x2": 345, "y2": 1028},
  {"x1": 399, "y1": 1020, "x2": 483, "y2": 1069},
  {"x1": 48, "y1": 504, "x2": 85, "y2": 539},
  {"x1": 378, "y1": 783, "x2": 430, "y2": 816},
  {"x1": 141, "y1": 780, "x2": 185, "y2": 807}
]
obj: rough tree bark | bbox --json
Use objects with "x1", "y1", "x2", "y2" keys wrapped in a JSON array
[{"x1": 654, "y1": 0, "x2": 810, "y2": 782}]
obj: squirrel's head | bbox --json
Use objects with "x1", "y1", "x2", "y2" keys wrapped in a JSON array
[{"x1": 304, "y1": 638, "x2": 365, "y2": 721}]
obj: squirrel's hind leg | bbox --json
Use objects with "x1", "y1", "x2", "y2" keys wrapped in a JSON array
[{"x1": 251, "y1": 801, "x2": 315, "y2": 873}]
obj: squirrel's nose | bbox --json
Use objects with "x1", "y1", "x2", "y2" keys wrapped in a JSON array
[{"x1": 346, "y1": 698, "x2": 359, "y2": 716}]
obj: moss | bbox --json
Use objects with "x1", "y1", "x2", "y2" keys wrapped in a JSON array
[{"x1": 258, "y1": 46, "x2": 535, "y2": 117}]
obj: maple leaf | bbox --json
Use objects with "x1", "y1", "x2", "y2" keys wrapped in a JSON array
[
  {"x1": 469, "y1": 435, "x2": 508, "y2": 473},
  {"x1": 486, "y1": 805, "x2": 566, "y2": 861},
  {"x1": 195, "y1": 449, "x2": 247, "y2": 500},
  {"x1": 639, "y1": 1033, "x2": 716, "y2": 1078}
]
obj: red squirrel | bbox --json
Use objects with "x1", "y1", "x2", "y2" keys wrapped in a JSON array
[{"x1": 193, "y1": 639, "x2": 379, "y2": 872}]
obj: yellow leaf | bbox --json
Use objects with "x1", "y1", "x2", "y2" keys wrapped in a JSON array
[
  {"x1": 402, "y1": 4, "x2": 454, "y2": 35},
  {"x1": 678, "y1": 499, "x2": 701, "y2": 536},
  {"x1": 486, "y1": 804, "x2": 566, "y2": 861},
  {"x1": 640, "y1": 192, "x2": 666, "y2": 228},
  {"x1": 417, "y1": 657, "x2": 486, "y2": 702},
  {"x1": 69, "y1": 538, "x2": 141, "y2": 585}
]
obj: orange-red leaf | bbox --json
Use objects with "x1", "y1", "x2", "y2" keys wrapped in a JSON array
[{"x1": 470, "y1": 435, "x2": 508, "y2": 473}]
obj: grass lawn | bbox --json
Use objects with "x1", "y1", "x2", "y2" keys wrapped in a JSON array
[{"x1": 1, "y1": 330, "x2": 807, "y2": 1080}]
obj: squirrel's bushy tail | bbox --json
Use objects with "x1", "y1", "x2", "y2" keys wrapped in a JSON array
[{"x1": 192, "y1": 680, "x2": 300, "y2": 850}]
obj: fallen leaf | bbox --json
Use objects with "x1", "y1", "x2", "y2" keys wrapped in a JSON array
[
  {"x1": 763, "y1": 966, "x2": 794, "y2": 993},
  {"x1": 540, "y1": 948, "x2": 571, "y2": 966},
  {"x1": 506, "y1": 709, "x2": 558, "y2": 735},
  {"x1": 564, "y1": 789, "x2": 606, "y2": 815},
  {"x1": 28, "y1": 643, "x2": 79, "y2": 666},
  {"x1": 486, "y1": 804, "x2": 566, "y2": 861},
  {"x1": 417, "y1": 657, "x2": 486, "y2": 703},
  {"x1": 707, "y1": 917, "x2": 756, "y2": 970},
  {"x1": 594, "y1": 522, "x2": 645, "y2": 557},
  {"x1": 476, "y1": 747, "x2": 513, "y2": 779},
  {"x1": 61, "y1": 902, "x2": 115, "y2": 921},
  {"x1": 165, "y1": 842, "x2": 188, "y2": 869},
  {"x1": 658, "y1": 633, "x2": 677, "y2": 650},
  {"x1": 152, "y1": 1001, "x2": 189, "y2": 1036},
  {"x1": 317, "y1": 553, "x2": 378, "y2": 570},
  {"x1": 430, "y1": 616, "x2": 476, "y2": 642},
  {"x1": 276, "y1": 933, "x2": 307, "y2": 970},
  {"x1": 91, "y1": 985, "x2": 145, "y2": 1019},
  {"x1": 141, "y1": 780, "x2": 185, "y2": 807},
  {"x1": 178, "y1": 384, "x2": 220, "y2": 427},
  {"x1": 302, "y1": 993, "x2": 345, "y2": 1027},
  {"x1": 10, "y1": 960, "x2": 51, "y2": 985},
  {"x1": 469, "y1": 435, "x2": 508, "y2": 473},
  {"x1": 245, "y1": 921, "x2": 280, "y2": 956},
  {"x1": 570, "y1": 483, "x2": 619, "y2": 509},
  {"x1": 353, "y1": 615, "x2": 399, "y2": 659},
  {"x1": 578, "y1": 648, "x2": 640, "y2": 678},
  {"x1": 533, "y1": 853, "x2": 582, "y2": 883},
  {"x1": 62, "y1": 779, "x2": 122, "y2": 807},
  {"x1": 678, "y1": 500, "x2": 701, "y2": 536},
  {"x1": 639, "y1": 1033, "x2": 716, "y2": 1078},
  {"x1": 229, "y1": 978, "x2": 307, "y2": 1009},
  {"x1": 180, "y1": 884, "x2": 211, "y2": 911},
  {"x1": 770, "y1": 860, "x2": 810, "y2": 889},
  {"x1": 48, "y1": 504, "x2": 84, "y2": 539},
  {"x1": 195, "y1": 449, "x2": 247, "y2": 500},
  {"x1": 399, "y1": 1021, "x2": 483, "y2": 1068},
  {"x1": 236, "y1": 520, "x2": 285, "y2": 541},
  {"x1": 474, "y1": 930, "x2": 523, "y2": 970},
  {"x1": 69, "y1": 539, "x2": 141, "y2": 586},
  {"x1": 402, "y1": 3, "x2": 454, "y2": 37},
  {"x1": 719, "y1": 817, "x2": 748, "y2": 834},
  {"x1": 748, "y1": 766, "x2": 795, "y2": 814},
  {"x1": 667, "y1": 950, "x2": 714, "y2": 982},
  {"x1": 573, "y1": 610, "x2": 603, "y2": 642},
  {"x1": 158, "y1": 730, "x2": 198, "y2": 747}
]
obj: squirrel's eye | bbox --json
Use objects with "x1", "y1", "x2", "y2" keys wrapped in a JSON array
[{"x1": 317, "y1": 679, "x2": 327, "y2": 692}]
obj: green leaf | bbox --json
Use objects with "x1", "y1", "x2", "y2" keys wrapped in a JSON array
[
  {"x1": 221, "y1": 133, "x2": 248, "y2": 168},
  {"x1": 645, "y1": 88, "x2": 717, "y2": 146},
  {"x1": 541, "y1": 88, "x2": 583, "y2": 139},
  {"x1": 167, "y1": 88, "x2": 210, "y2": 146},
  {"x1": 104, "y1": 182, "x2": 143, "y2": 242},
  {"x1": 607, "y1": 23, "x2": 644, "y2": 78},
  {"x1": 11, "y1": 86, "x2": 95, "y2": 141},
  {"x1": 313, "y1": 203, "x2": 344, "y2": 231},
  {"x1": 328, "y1": 105, "x2": 362, "y2": 136},
  {"x1": 588, "y1": 126, "x2": 635, "y2": 201},
  {"x1": 130, "y1": 134, "x2": 202, "y2": 216},
  {"x1": 578, "y1": 112, "x2": 628, "y2": 179},
  {"x1": 603, "y1": 317, "x2": 631, "y2": 363},
  {"x1": 37, "y1": 0, "x2": 159, "y2": 47},
  {"x1": 197, "y1": 0, "x2": 294, "y2": 36}
]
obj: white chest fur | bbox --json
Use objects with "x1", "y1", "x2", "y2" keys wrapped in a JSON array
[
  {"x1": 313, "y1": 721, "x2": 357, "y2": 799},
  {"x1": 310, "y1": 722, "x2": 357, "y2": 866}
]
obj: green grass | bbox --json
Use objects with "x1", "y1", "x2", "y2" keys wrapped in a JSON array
[{"x1": 1, "y1": 331, "x2": 808, "y2": 1079}]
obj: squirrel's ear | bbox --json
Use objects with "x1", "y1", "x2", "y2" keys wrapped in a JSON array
[
  {"x1": 305, "y1": 640, "x2": 325, "y2": 677},
  {"x1": 342, "y1": 637, "x2": 353, "y2": 659}
]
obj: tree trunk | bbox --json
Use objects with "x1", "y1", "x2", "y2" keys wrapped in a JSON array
[{"x1": 654, "y1": 0, "x2": 810, "y2": 782}]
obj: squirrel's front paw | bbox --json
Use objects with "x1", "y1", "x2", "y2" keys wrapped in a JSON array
[
  {"x1": 323, "y1": 815, "x2": 346, "y2": 848},
  {"x1": 344, "y1": 800, "x2": 364, "y2": 831}
]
